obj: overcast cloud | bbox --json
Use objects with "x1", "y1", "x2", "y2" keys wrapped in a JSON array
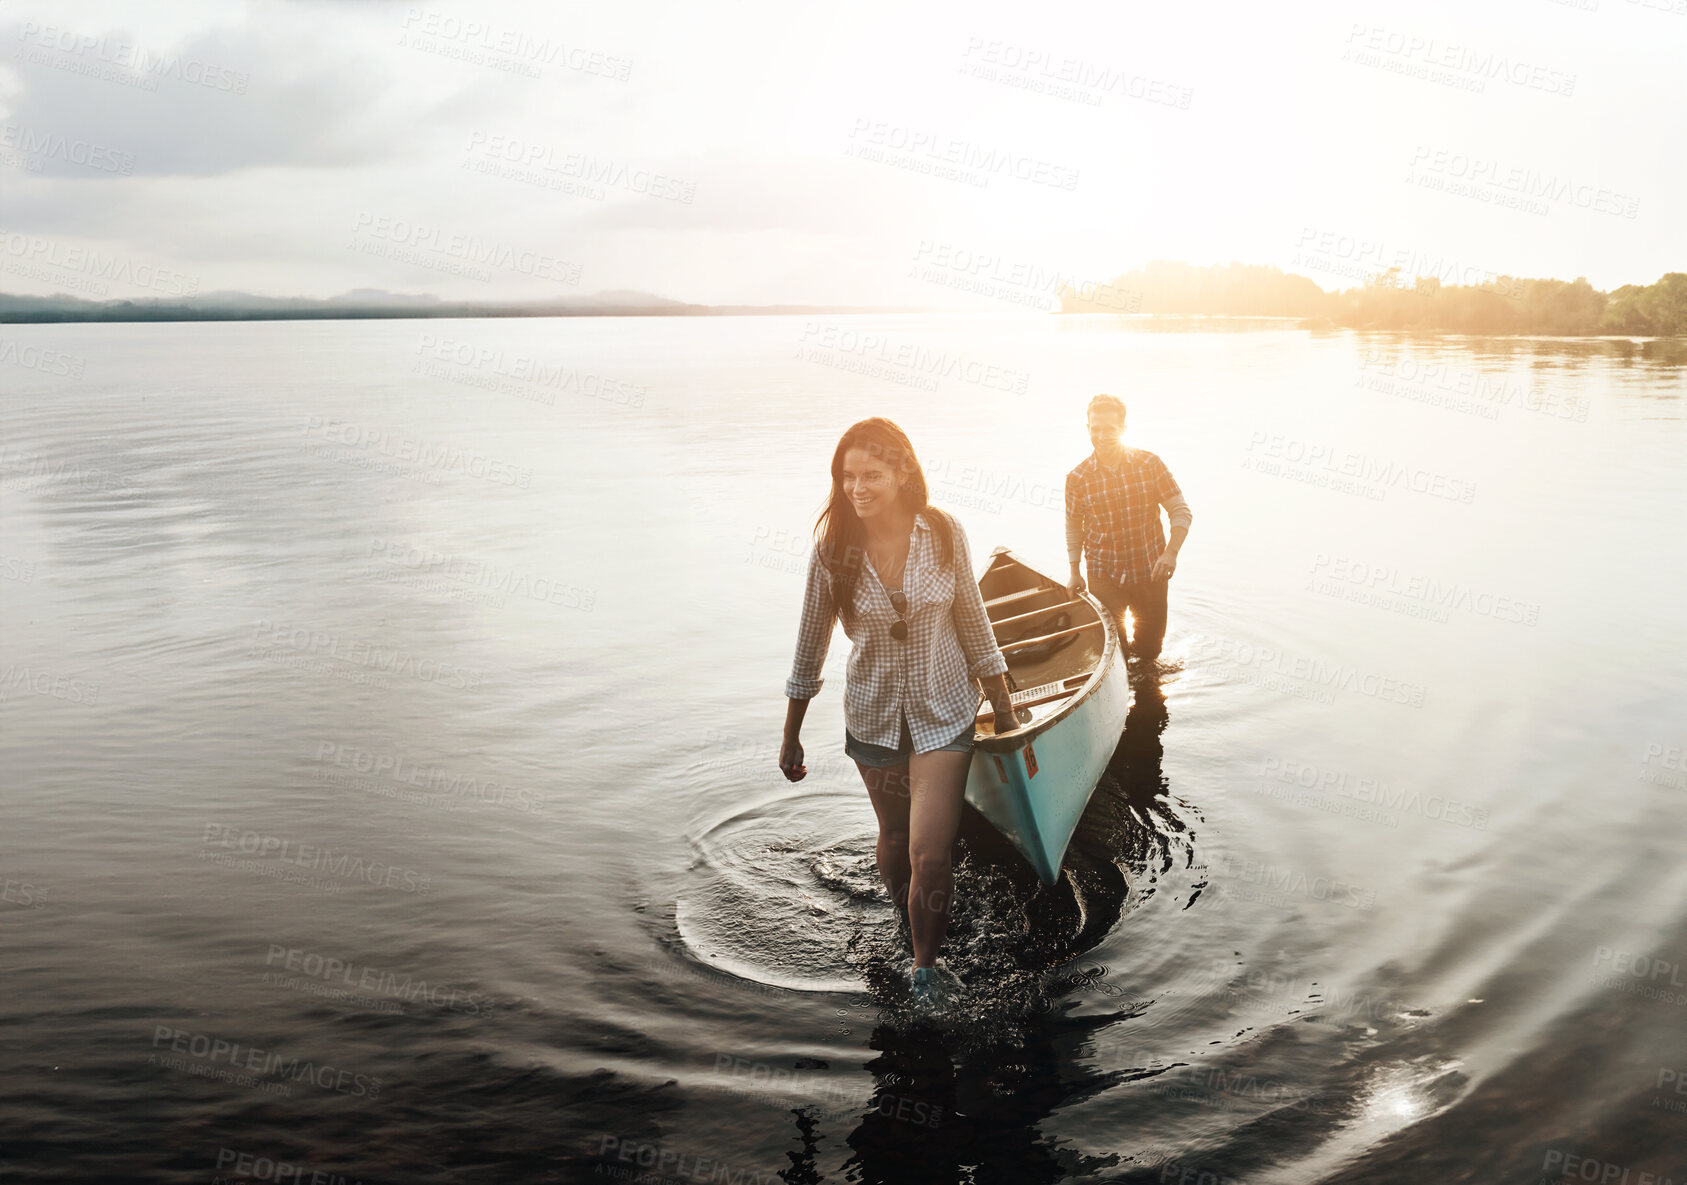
[{"x1": 0, "y1": 0, "x2": 1681, "y2": 306}]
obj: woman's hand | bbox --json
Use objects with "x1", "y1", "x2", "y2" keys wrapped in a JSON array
[
  {"x1": 778, "y1": 736, "x2": 807, "y2": 781},
  {"x1": 991, "y1": 703, "x2": 1026, "y2": 735},
  {"x1": 980, "y1": 673, "x2": 1023, "y2": 736},
  {"x1": 780, "y1": 700, "x2": 810, "y2": 781}
]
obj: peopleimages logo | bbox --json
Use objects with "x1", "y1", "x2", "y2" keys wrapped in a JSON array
[
  {"x1": 1342, "y1": 24, "x2": 1576, "y2": 97},
  {"x1": 2, "y1": 875, "x2": 47, "y2": 908},
  {"x1": 1309, "y1": 554, "x2": 1540, "y2": 626},
  {"x1": 397, "y1": 10, "x2": 632, "y2": 80},
  {"x1": 1188, "y1": 632, "x2": 1428, "y2": 707},
  {"x1": 1407, "y1": 146, "x2": 1639, "y2": 219},
  {"x1": 1258, "y1": 755, "x2": 1489, "y2": 829},
  {"x1": 910, "y1": 240, "x2": 1141, "y2": 312},
  {"x1": 14, "y1": 23, "x2": 250, "y2": 93},
  {"x1": 1215, "y1": 854, "x2": 1376, "y2": 911},
  {"x1": 0, "y1": 660, "x2": 99, "y2": 706},
  {"x1": 0, "y1": 341, "x2": 87, "y2": 378},
  {"x1": 1244, "y1": 431, "x2": 1477, "y2": 504},
  {"x1": 313, "y1": 739, "x2": 545, "y2": 814},
  {"x1": 957, "y1": 37, "x2": 1195, "y2": 109},
  {"x1": 1540, "y1": 1148, "x2": 1683, "y2": 1184},
  {"x1": 797, "y1": 322, "x2": 1031, "y2": 394},
  {"x1": 213, "y1": 1147, "x2": 365, "y2": 1184},
  {"x1": 414, "y1": 333, "x2": 646, "y2": 409},
  {"x1": 200, "y1": 824, "x2": 433, "y2": 894},
  {"x1": 846, "y1": 118, "x2": 1080, "y2": 191},
  {"x1": 150, "y1": 1025, "x2": 380, "y2": 1097},
  {"x1": 0, "y1": 124, "x2": 135, "y2": 174},
  {"x1": 1639, "y1": 742, "x2": 1686, "y2": 789},
  {"x1": 368, "y1": 538, "x2": 594, "y2": 611},
  {"x1": 462, "y1": 133, "x2": 694, "y2": 202},
  {"x1": 250, "y1": 619, "x2": 488, "y2": 690},
  {"x1": 303, "y1": 416, "x2": 534, "y2": 488},
  {"x1": 1291, "y1": 226, "x2": 1524, "y2": 298},
  {"x1": 349, "y1": 213, "x2": 582, "y2": 284},
  {"x1": 0, "y1": 231, "x2": 200, "y2": 297},
  {"x1": 1357, "y1": 349, "x2": 1590, "y2": 422},
  {"x1": 263, "y1": 944, "x2": 489, "y2": 1015}
]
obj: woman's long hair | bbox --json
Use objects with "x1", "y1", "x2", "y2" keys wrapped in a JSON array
[{"x1": 815, "y1": 418, "x2": 954, "y2": 630}]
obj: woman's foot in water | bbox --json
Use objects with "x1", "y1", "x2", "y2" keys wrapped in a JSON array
[{"x1": 909, "y1": 963, "x2": 959, "y2": 1014}]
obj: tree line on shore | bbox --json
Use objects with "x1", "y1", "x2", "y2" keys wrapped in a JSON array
[{"x1": 1058, "y1": 261, "x2": 1687, "y2": 336}]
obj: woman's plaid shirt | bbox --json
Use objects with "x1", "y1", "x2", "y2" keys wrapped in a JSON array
[
  {"x1": 1065, "y1": 448, "x2": 1191, "y2": 585},
  {"x1": 785, "y1": 511, "x2": 1008, "y2": 754}
]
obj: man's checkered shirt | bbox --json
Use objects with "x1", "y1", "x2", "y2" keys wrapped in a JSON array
[{"x1": 1064, "y1": 448, "x2": 1192, "y2": 585}]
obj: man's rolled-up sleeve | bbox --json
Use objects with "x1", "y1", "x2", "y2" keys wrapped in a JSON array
[
  {"x1": 1156, "y1": 459, "x2": 1192, "y2": 529},
  {"x1": 785, "y1": 548, "x2": 836, "y2": 700},
  {"x1": 1064, "y1": 472, "x2": 1086, "y2": 563},
  {"x1": 949, "y1": 522, "x2": 1009, "y2": 679}
]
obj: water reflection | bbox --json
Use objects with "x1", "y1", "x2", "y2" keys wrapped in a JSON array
[
  {"x1": 796, "y1": 669, "x2": 1196, "y2": 1183},
  {"x1": 1111, "y1": 667, "x2": 1173, "y2": 798},
  {"x1": 834, "y1": 1012, "x2": 1135, "y2": 1185},
  {"x1": 6, "y1": 316, "x2": 1681, "y2": 1183},
  {"x1": 1055, "y1": 317, "x2": 1687, "y2": 369}
]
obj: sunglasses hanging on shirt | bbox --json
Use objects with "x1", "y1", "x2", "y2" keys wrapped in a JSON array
[{"x1": 889, "y1": 588, "x2": 908, "y2": 640}]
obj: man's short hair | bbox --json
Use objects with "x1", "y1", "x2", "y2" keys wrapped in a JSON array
[{"x1": 1087, "y1": 393, "x2": 1126, "y2": 420}]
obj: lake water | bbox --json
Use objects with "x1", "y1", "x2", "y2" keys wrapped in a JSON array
[{"x1": 2, "y1": 314, "x2": 1684, "y2": 1185}]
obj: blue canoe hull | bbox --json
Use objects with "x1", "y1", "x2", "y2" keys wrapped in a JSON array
[{"x1": 966, "y1": 550, "x2": 1133, "y2": 884}]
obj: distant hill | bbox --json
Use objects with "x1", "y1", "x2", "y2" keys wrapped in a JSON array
[
  {"x1": 0, "y1": 288, "x2": 918, "y2": 323},
  {"x1": 5, "y1": 270, "x2": 1682, "y2": 334},
  {"x1": 1060, "y1": 261, "x2": 1328, "y2": 317},
  {"x1": 1060, "y1": 261, "x2": 1687, "y2": 336}
]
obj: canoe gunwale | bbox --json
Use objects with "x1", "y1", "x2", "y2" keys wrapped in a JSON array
[{"x1": 972, "y1": 547, "x2": 1125, "y2": 755}]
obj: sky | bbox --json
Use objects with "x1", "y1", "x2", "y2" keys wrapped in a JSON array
[{"x1": 0, "y1": 0, "x2": 1681, "y2": 309}]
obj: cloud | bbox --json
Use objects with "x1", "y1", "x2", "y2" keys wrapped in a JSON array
[
  {"x1": 0, "y1": 15, "x2": 462, "y2": 178},
  {"x1": 0, "y1": 0, "x2": 1679, "y2": 304}
]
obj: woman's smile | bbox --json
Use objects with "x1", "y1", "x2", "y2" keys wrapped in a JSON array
[{"x1": 841, "y1": 446, "x2": 903, "y2": 519}]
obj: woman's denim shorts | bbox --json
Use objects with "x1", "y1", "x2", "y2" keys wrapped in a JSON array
[{"x1": 844, "y1": 713, "x2": 975, "y2": 768}]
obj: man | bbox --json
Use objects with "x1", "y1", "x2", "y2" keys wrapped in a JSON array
[{"x1": 1065, "y1": 393, "x2": 1192, "y2": 665}]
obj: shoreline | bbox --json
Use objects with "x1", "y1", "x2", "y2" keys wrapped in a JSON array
[{"x1": 0, "y1": 305, "x2": 1679, "y2": 340}]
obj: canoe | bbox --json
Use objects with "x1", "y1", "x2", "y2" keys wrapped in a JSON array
[{"x1": 966, "y1": 547, "x2": 1132, "y2": 885}]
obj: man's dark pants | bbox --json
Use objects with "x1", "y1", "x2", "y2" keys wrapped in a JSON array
[{"x1": 1086, "y1": 566, "x2": 1169, "y2": 661}]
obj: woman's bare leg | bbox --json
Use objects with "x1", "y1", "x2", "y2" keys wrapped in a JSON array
[
  {"x1": 905, "y1": 749, "x2": 971, "y2": 969},
  {"x1": 857, "y1": 761, "x2": 912, "y2": 915}
]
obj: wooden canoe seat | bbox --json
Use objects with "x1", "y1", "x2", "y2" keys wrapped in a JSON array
[
  {"x1": 990, "y1": 599, "x2": 1085, "y2": 633},
  {"x1": 984, "y1": 587, "x2": 1055, "y2": 613},
  {"x1": 999, "y1": 620, "x2": 1103, "y2": 655}
]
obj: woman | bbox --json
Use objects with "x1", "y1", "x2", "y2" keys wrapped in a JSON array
[{"x1": 779, "y1": 418, "x2": 1022, "y2": 1010}]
